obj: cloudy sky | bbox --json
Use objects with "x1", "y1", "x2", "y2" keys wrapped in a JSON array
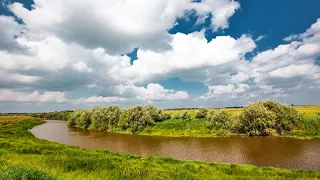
[{"x1": 0, "y1": 0, "x2": 320, "y2": 112}]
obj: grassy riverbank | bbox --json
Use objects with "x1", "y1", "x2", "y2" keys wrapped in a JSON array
[
  {"x1": 117, "y1": 105, "x2": 320, "y2": 138},
  {"x1": 1, "y1": 116, "x2": 320, "y2": 179}
]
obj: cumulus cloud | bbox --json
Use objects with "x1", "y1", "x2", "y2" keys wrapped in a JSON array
[
  {"x1": 75, "y1": 96, "x2": 127, "y2": 104},
  {"x1": 115, "y1": 32, "x2": 255, "y2": 83},
  {"x1": 284, "y1": 18, "x2": 320, "y2": 41},
  {"x1": 0, "y1": 16, "x2": 25, "y2": 53},
  {"x1": 199, "y1": 83, "x2": 250, "y2": 100},
  {"x1": 8, "y1": 0, "x2": 240, "y2": 54},
  {"x1": 0, "y1": 89, "x2": 66, "y2": 102},
  {"x1": 0, "y1": 0, "x2": 319, "y2": 111}
]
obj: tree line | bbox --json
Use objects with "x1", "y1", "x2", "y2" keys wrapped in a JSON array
[
  {"x1": 68, "y1": 104, "x2": 171, "y2": 133},
  {"x1": 67, "y1": 100, "x2": 300, "y2": 136}
]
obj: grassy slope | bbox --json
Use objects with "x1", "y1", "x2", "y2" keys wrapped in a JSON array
[
  {"x1": 134, "y1": 106, "x2": 320, "y2": 138},
  {"x1": 1, "y1": 116, "x2": 320, "y2": 179}
]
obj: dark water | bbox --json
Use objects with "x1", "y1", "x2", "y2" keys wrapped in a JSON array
[{"x1": 31, "y1": 120, "x2": 320, "y2": 171}]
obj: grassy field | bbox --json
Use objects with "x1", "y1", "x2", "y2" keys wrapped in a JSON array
[
  {"x1": 135, "y1": 106, "x2": 320, "y2": 137},
  {"x1": 1, "y1": 116, "x2": 320, "y2": 179}
]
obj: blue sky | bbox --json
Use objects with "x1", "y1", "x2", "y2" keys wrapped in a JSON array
[{"x1": 0, "y1": 0, "x2": 320, "y2": 112}]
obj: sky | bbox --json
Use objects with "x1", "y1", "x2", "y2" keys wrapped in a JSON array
[{"x1": 0, "y1": 0, "x2": 320, "y2": 112}]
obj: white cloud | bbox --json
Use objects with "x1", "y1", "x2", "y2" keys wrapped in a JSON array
[
  {"x1": 72, "y1": 62, "x2": 92, "y2": 73},
  {"x1": 0, "y1": 89, "x2": 66, "y2": 102},
  {"x1": 0, "y1": 16, "x2": 25, "y2": 52},
  {"x1": 284, "y1": 18, "x2": 320, "y2": 41},
  {"x1": 193, "y1": 0, "x2": 240, "y2": 31},
  {"x1": 200, "y1": 83, "x2": 250, "y2": 100},
  {"x1": 268, "y1": 63, "x2": 319, "y2": 78},
  {"x1": 116, "y1": 32, "x2": 255, "y2": 83},
  {"x1": 8, "y1": 0, "x2": 240, "y2": 54},
  {"x1": 113, "y1": 83, "x2": 189, "y2": 101},
  {"x1": 255, "y1": 35, "x2": 265, "y2": 42},
  {"x1": 76, "y1": 96, "x2": 126, "y2": 104}
]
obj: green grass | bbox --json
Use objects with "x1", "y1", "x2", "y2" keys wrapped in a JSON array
[
  {"x1": 140, "y1": 106, "x2": 320, "y2": 138},
  {"x1": 1, "y1": 116, "x2": 320, "y2": 179}
]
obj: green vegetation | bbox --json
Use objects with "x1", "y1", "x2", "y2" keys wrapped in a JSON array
[
  {"x1": 67, "y1": 100, "x2": 320, "y2": 138},
  {"x1": 1, "y1": 116, "x2": 320, "y2": 179},
  {"x1": 29, "y1": 111, "x2": 72, "y2": 121}
]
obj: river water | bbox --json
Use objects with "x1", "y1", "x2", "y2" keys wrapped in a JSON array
[{"x1": 31, "y1": 120, "x2": 320, "y2": 170}]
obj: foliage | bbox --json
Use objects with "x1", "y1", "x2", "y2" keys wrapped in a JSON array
[
  {"x1": 1, "y1": 117, "x2": 319, "y2": 179},
  {"x1": 206, "y1": 110, "x2": 233, "y2": 131},
  {"x1": 29, "y1": 111, "x2": 71, "y2": 121},
  {"x1": 180, "y1": 111, "x2": 190, "y2": 120},
  {"x1": 173, "y1": 113, "x2": 180, "y2": 119},
  {"x1": 262, "y1": 100, "x2": 299, "y2": 134},
  {"x1": 238, "y1": 100, "x2": 300, "y2": 136},
  {"x1": 195, "y1": 107, "x2": 208, "y2": 118},
  {"x1": 161, "y1": 112, "x2": 171, "y2": 120},
  {"x1": 143, "y1": 104, "x2": 163, "y2": 122},
  {"x1": 120, "y1": 106, "x2": 155, "y2": 133},
  {"x1": 89, "y1": 106, "x2": 120, "y2": 131},
  {"x1": 238, "y1": 101, "x2": 277, "y2": 136}
]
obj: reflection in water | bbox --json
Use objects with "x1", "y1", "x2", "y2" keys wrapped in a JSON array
[{"x1": 31, "y1": 120, "x2": 320, "y2": 170}]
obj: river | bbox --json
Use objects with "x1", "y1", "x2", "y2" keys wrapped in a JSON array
[{"x1": 31, "y1": 120, "x2": 320, "y2": 171}]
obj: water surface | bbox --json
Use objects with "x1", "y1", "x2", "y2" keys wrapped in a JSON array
[{"x1": 31, "y1": 120, "x2": 320, "y2": 170}]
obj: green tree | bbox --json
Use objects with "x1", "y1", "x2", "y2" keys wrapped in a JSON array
[
  {"x1": 195, "y1": 107, "x2": 208, "y2": 118},
  {"x1": 238, "y1": 102, "x2": 276, "y2": 136},
  {"x1": 262, "y1": 100, "x2": 299, "y2": 134},
  {"x1": 180, "y1": 111, "x2": 190, "y2": 120},
  {"x1": 143, "y1": 104, "x2": 162, "y2": 122},
  {"x1": 206, "y1": 110, "x2": 232, "y2": 131}
]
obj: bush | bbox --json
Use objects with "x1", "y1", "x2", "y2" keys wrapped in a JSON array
[
  {"x1": 173, "y1": 113, "x2": 180, "y2": 119},
  {"x1": 195, "y1": 107, "x2": 208, "y2": 118},
  {"x1": 89, "y1": 106, "x2": 120, "y2": 131},
  {"x1": 67, "y1": 110, "x2": 82, "y2": 127},
  {"x1": 161, "y1": 112, "x2": 171, "y2": 120},
  {"x1": 143, "y1": 104, "x2": 162, "y2": 122},
  {"x1": 238, "y1": 101, "x2": 276, "y2": 136},
  {"x1": 206, "y1": 110, "x2": 232, "y2": 131},
  {"x1": 76, "y1": 110, "x2": 91, "y2": 128},
  {"x1": 120, "y1": 106, "x2": 155, "y2": 133},
  {"x1": 180, "y1": 111, "x2": 190, "y2": 120},
  {"x1": 262, "y1": 100, "x2": 299, "y2": 134}
]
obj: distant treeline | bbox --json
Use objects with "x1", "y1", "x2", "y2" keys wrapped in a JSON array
[{"x1": 29, "y1": 111, "x2": 73, "y2": 121}]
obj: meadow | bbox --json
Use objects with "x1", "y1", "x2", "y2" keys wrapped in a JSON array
[
  {"x1": 1, "y1": 116, "x2": 320, "y2": 179},
  {"x1": 146, "y1": 105, "x2": 320, "y2": 138}
]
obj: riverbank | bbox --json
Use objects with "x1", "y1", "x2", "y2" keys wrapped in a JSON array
[
  {"x1": 65, "y1": 104, "x2": 320, "y2": 139},
  {"x1": 100, "y1": 106, "x2": 320, "y2": 139},
  {"x1": 1, "y1": 116, "x2": 320, "y2": 179}
]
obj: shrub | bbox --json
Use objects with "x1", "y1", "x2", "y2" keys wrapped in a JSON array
[
  {"x1": 180, "y1": 111, "x2": 190, "y2": 120},
  {"x1": 173, "y1": 113, "x2": 180, "y2": 119},
  {"x1": 76, "y1": 110, "x2": 91, "y2": 128},
  {"x1": 238, "y1": 101, "x2": 276, "y2": 136},
  {"x1": 90, "y1": 106, "x2": 120, "y2": 131},
  {"x1": 143, "y1": 104, "x2": 162, "y2": 122},
  {"x1": 195, "y1": 107, "x2": 208, "y2": 118},
  {"x1": 120, "y1": 106, "x2": 155, "y2": 133},
  {"x1": 206, "y1": 110, "x2": 232, "y2": 131},
  {"x1": 67, "y1": 110, "x2": 82, "y2": 127},
  {"x1": 161, "y1": 112, "x2": 171, "y2": 120},
  {"x1": 262, "y1": 100, "x2": 299, "y2": 134}
]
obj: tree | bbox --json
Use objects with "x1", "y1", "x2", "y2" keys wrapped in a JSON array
[
  {"x1": 120, "y1": 105, "x2": 154, "y2": 133},
  {"x1": 180, "y1": 111, "x2": 190, "y2": 120},
  {"x1": 238, "y1": 101, "x2": 276, "y2": 136},
  {"x1": 195, "y1": 107, "x2": 208, "y2": 118},
  {"x1": 143, "y1": 104, "x2": 162, "y2": 122},
  {"x1": 262, "y1": 100, "x2": 299, "y2": 134},
  {"x1": 206, "y1": 110, "x2": 232, "y2": 131},
  {"x1": 89, "y1": 106, "x2": 120, "y2": 131}
]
